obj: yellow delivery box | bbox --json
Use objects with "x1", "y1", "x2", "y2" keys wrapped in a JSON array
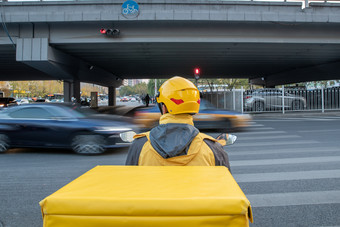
[{"x1": 40, "y1": 166, "x2": 253, "y2": 227}]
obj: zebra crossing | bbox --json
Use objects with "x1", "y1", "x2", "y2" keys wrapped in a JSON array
[{"x1": 223, "y1": 117, "x2": 340, "y2": 227}]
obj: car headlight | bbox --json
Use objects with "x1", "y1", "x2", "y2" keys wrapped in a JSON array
[
  {"x1": 94, "y1": 127, "x2": 133, "y2": 132},
  {"x1": 120, "y1": 131, "x2": 136, "y2": 143}
]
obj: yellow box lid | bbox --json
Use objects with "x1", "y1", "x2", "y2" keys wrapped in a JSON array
[{"x1": 40, "y1": 166, "x2": 252, "y2": 221}]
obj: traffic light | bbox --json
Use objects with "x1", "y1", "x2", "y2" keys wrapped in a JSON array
[
  {"x1": 194, "y1": 67, "x2": 200, "y2": 80},
  {"x1": 100, "y1": 28, "x2": 120, "y2": 37}
]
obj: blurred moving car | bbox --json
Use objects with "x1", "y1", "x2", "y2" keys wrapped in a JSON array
[
  {"x1": 98, "y1": 98, "x2": 108, "y2": 106},
  {"x1": 0, "y1": 97, "x2": 18, "y2": 108},
  {"x1": 81, "y1": 97, "x2": 91, "y2": 106},
  {"x1": 120, "y1": 97, "x2": 129, "y2": 102},
  {"x1": 133, "y1": 99, "x2": 251, "y2": 132},
  {"x1": 16, "y1": 98, "x2": 29, "y2": 105},
  {"x1": 244, "y1": 89, "x2": 306, "y2": 112},
  {"x1": 34, "y1": 98, "x2": 50, "y2": 102},
  {"x1": 0, "y1": 103, "x2": 137, "y2": 155}
]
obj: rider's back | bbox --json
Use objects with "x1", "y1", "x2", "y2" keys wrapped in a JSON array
[{"x1": 126, "y1": 113, "x2": 230, "y2": 169}]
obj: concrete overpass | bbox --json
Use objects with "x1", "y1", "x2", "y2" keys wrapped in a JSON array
[{"x1": 1, "y1": 0, "x2": 340, "y2": 103}]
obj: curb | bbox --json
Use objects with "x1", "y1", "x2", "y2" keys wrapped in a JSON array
[{"x1": 248, "y1": 110, "x2": 340, "y2": 118}]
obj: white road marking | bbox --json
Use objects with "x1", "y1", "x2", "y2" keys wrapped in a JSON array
[
  {"x1": 254, "y1": 119, "x2": 302, "y2": 122},
  {"x1": 231, "y1": 140, "x2": 319, "y2": 147},
  {"x1": 246, "y1": 127, "x2": 275, "y2": 130},
  {"x1": 247, "y1": 190, "x2": 340, "y2": 207},
  {"x1": 248, "y1": 124, "x2": 265, "y2": 127},
  {"x1": 236, "y1": 134, "x2": 300, "y2": 141},
  {"x1": 236, "y1": 130, "x2": 286, "y2": 135},
  {"x1": 300, "y1": 118, "x2": 339, "y2": 121},
  {"x1": 234, "y1": 169, "x2": 340, "y2": 183},
  {"x1": 231, "y1": 156, "x2": 340, "y2": 166},
  {"x1": 228, "y1": 146, "x2": 339, "y2": 156},
  {"x1": 298, "y1": 129, "x2": 340, "y2": 133}
]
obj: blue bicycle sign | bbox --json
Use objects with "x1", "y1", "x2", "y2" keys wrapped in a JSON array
[{"x1": 122, "y1": 0, "x2": 139, "y2": 19}]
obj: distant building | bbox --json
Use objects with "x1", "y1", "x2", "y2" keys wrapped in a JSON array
[{"x1": 122, "y1": 79, "x2": 145, "y2": 86}]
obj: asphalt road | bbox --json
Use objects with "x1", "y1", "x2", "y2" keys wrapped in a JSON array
[
  {"x1": 229, "y1": 114, "x2": 340, "y2": 227},
  {"x1": 1, "y1": 114, "x2": 340, "y2": 227}
]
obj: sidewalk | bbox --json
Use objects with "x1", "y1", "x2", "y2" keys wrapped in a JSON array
[{"x1": 248, "y1": 110, "x2": 340, "y2": 118}]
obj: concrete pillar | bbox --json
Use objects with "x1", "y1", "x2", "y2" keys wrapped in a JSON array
[
  {"x1": 63, "y1": 80, "x2": 72, "y2": 103},
  {"x1": 64, "y1": 80, "x2": 81, "y2": 103},
  {"x1": 90, "y1": 92, "x2": 98, "y2": 108},
  {"x1": 73, "y1": 79, "x2": 81, "y2": 103},
  {"x1": 108, "y1": 86, "x2": 116, "y2": 106}
]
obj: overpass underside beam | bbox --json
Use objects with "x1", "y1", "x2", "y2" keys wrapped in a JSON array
[
  {"x1": 16, "y1": 38, "x2": 122, "y2": 87},
  {"x1": 15, "y1": 38, "x2": 122, "y2": 105},
  {"x1": 250, "y1": 60, "x2": 340, "y2": 87},
  {"x1": 16, "y1": 38, "x2": 76, "y2": 80}
]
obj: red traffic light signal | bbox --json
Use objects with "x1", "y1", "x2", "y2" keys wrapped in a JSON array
[
  {"x1": 194, "y1": 67, "x2": 200, "y2": 80},
  {"x1": 100, "y1": 28, "x2": 120, "y2": 36},
  {"x1": 194, "y1": 68, "x2": 200, "y2": 75}
]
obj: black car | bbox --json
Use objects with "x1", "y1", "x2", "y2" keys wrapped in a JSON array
[
  {"x1": 0, "y1": 103, "x2": 137, "y2": 155},
  {"x1": 0, "y1": 97, "x2": 18, "y2": 108}
]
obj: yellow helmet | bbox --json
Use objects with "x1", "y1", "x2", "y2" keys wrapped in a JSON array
[{"x1": 156, "y1": 76, "x2": 200, "y2": 115}]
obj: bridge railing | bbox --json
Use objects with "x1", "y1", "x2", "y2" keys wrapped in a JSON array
[
  {"x1": 1, "y1": 0, "x2": 340, "y2": 5},
  {"x1": 201, "y1": 87, "x2": 340, "y2": 113}
]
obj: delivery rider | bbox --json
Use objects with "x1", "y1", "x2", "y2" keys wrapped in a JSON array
[{"x1": 125, "y1": 76, "x2": 230, "y2": 170}]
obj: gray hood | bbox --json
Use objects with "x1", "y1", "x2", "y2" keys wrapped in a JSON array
[{"x1": 149, "y1": 123, "x2": 199, "y2": 159}]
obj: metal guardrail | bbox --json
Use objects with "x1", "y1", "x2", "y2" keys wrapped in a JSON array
[
  {"x1": 1, "y1": 0, "x2": 339, "y2": 10},
  {"x1": 202, "y1": 87, "x2": 340, "y2": 113}
]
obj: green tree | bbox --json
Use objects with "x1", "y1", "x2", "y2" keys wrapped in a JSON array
[
  {"x1": 134, "y1": 82, "x2": 148, "y2": 95},
  {"x1": 119, "y1": 86, "x2": 134, "y2": 96},
  {"x1": 201, "y1": 78, "x2": 250, "y2": 91},
  {"x1": 0, "y1": 82, "x2": 10, "y2": 96},
  {"x1": 147, "y1": 79, "x2": 167, "y2": 96},
  {"x1": 220, "y1": 78, "x2": 250, "y2": 90},
  {"x1": 80, "y1": 83, "x2": 107, "y2": 97},
  {"x1": 8, "y1": 80, "x2": 63, "y2": 98},
  {"x1": 305, "y1": 80, "x2": 340, "y2": 89}
]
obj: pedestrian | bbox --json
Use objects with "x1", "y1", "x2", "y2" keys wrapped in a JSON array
[
  {"x1": 125, "y1": 76, "x2": 230, "y2": 170},
  {"x1": 145, "y1": 93, "x2": 150, "y2": 107}
]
